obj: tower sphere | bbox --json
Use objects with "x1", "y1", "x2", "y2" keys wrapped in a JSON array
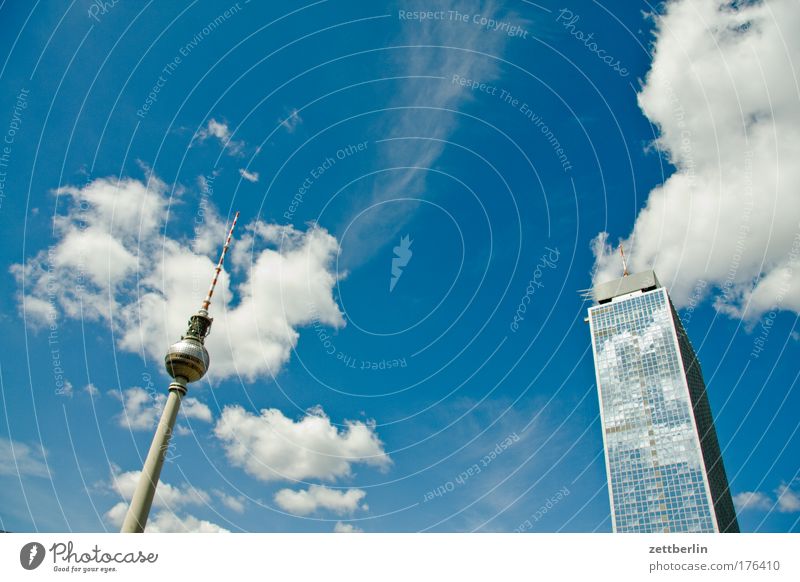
[{"x1": 164, "y1": 337, "x2": 210, "y2": 382}]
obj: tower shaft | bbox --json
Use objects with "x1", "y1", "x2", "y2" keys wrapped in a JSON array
[{"x1": 120, "y1": 380, "x2": 186, "y2": 533}]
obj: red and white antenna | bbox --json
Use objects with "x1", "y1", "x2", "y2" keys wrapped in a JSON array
[
  {"x1": 619, "y1": 242, "x2": 630, "y2": 277},
  {"x1": 201, "y1": 211, "x2": 239, "y2": 312}
]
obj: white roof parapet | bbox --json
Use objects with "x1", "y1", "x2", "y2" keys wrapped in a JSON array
[{"x1": 594, "y1": 270, "x2": 661, "y2": 304}]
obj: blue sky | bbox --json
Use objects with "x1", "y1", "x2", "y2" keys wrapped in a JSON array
[{"x1": 0, "y1": 0, "x2": 798, "y2": 533}]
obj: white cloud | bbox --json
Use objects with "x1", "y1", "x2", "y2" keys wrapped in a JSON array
[
  {"x1": 339, "y1": 0, "x2": 516, "y2": 268},
  {"x1": 138, "y1": 510, "x2": 230, "y2": 533},
  {"x1": 112, "y1": 388, "x2": 158, "y2": 430},
  {"x1": 11, "y1": 176, "x2": 167, "y2": 324},
  {"x1": 274, "y1": 485, "x2": 367, "y2": 516},
  {"x1": 104, "y1": 500, "x2": 131, "y2": 527},
  {"x1": 202, "y1": 119, "x2": 231, "y2": 141},
  {"x1": 238, "y1": 168, "x2": 259, "y2": 183},
  {"x1": 13, "y1": 173, "x2": 346, "y2": 382},
  {"x1": 22, "y1": 295, "x2": 57, "y2": 323},
  {"x1": 592, "y1": 0, "x2": 800, "y2": 320},
  {"x1": 106, "y1": 469, "x2": 228, "y2": 532},
  {"x1": 84, "y1": 383, "x2": 100, "y2": 397},
  {"x1": 182, "y1": 397, "x2": 214, "y2": 423},
  {"x1": 57, "y1": 379, "x2": 73, "y2": 398},
  {"x1": 0, "y1": 438, "x2": 49, "y2": 478},
  {"x1": 104, "y1": 501, "x2": 229, "y2": 532},
  {"x1": 279, "y1": 108, "x2": 302, "y2": 133},
  {"x1": 214, "y1": 405, "x2": 391, "y2": 482},
  {"x1": 776, "y1": 482, "x2": 800, "y2": 513},
  {"x1": 732, "y1": 483, "x2": 800, "y2": 514},
  {"x1": 110, "y1": 469, "x2": 211, "y2": 507},
  {"x1": 214, "y1": 489, "x2": 246, "y2": 513},
  {"x1": 333, "y1": 521, "x2": 363, "y2": 533},
  {"x1": 112, "y1": 387, "x2": 212, "y2": 431},
  {"x1": 196, "y1": 118, "x2": 245, "y2": 156},
  {"x1": 733, "y1": 491, "x2": 772, "y2": 512}
]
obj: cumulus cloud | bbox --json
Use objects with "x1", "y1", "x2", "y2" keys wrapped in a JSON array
[
  {"x1": 13, "y1": 173, "x2": 345, "y2": 381},
  {"x1": 58, "y1": 379, "x2": 73, "y2": 398},
  {"x1": 274, "y1": 485, "x2": 367, "y2": 516},
  {"x1": 11, "y1": 176, "x2": 166, "y2": 324},
  {"x1": 214, "y1": 489, "x2": 246, "y2": 513},
  {"x1": 732, "y1": 482, "x2": 800, "y2": 513},
  {"x1": 214, "y1": 405, "x2": 391, "y2": 482},
  {"x1": 182, "y1": 398, "x2": 214, "y2": 422},
  {"x1": 138, "y1": 511, "x2": 230, "y2": 533},
  {"x1": 733, "y1": 490, "x2": 772, "y2": 512},
  {"x1": 592, "y1": 0, "x2": 800, "y2": 320},
  {"x1": 105, "y1": 468, "x2": 228, "y2": 532},
  {"x1": 238, "y1": 168, "x2": 259, "y2": 183},
  {"x1": 111, "y1": 387, "x2": 212, "y2": 431},
  {"x1": 0, "y1": 438, "x2": 49, "y2": 478},
  {"x1": 196, "y1": 118, "x2": 245, "y2": 156},
  {"x1": 333, "y1": 521, "x2": 364, "y2": 533},
  {"x1": 776, "y1": 482, "x2": 800, "y2": 513}
]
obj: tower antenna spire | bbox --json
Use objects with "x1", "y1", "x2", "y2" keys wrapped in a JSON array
[
  {"x1": 201, "y1": 211, "x2": 239, "y2": 312},
  {"x1": 620, "y1": 242, "x2": 630, "y2": 277}
]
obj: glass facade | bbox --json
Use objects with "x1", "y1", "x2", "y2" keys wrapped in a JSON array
[{"x1": 589, "y1": 285, "x2": 739, "y2": 533}]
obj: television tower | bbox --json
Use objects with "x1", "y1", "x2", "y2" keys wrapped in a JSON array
[{"x1": 121, "y1": 212, "x2": 239, "y2": 533}]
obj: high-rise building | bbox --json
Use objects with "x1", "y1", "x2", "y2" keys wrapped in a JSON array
[{"x1": 588, "y1": 270, "x2": 739, "y2": 533}]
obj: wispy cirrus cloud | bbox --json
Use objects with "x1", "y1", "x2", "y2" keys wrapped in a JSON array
[{"x1": 339, "y1": 0, "x2": 520, "y2": 268}]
